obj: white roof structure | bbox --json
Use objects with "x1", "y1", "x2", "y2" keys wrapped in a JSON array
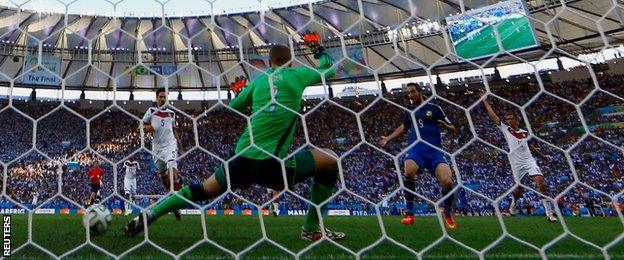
[{"x1": 0, "y1": 0, "x2": 619, "y2": 92}]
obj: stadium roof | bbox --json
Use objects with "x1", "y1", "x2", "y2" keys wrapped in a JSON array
[{"x1": 0, "y1": 0, "x2": 620, "y2": 92}]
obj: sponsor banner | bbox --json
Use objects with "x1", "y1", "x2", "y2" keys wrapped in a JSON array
[
  {"x1": 576, "y1": 122, "x2": 624, "y2": 134},
  {"x1": 326, "y1": 45, "x2": 368, "y2": 78},
  {"x1": 181, "y1": 209, "x2": 201, "y2": 215},
  {"x1": 34, "y1": 209, "x2": 55, "y2": 215},
  {"x1": 287, "y1": 210, "x2": 308, "y2": 216},
  {"x1": 134, "y1": 66, "x2": 150, "y2": 75},
  {"x1": 598, "y1": 105, "x2": 624, "y2": 115},
  {"x1": 351, "y1": 210, "x2": 375, "y2": 216},
  {"x1": 150, "y1": 65, "x2": 163, "y2": 75},
  {"x1": 157, "y1": 64, "x2": 178, "y2": 75},
  {"x1": 67, "y1": 161, "x2": 80, "y2": 171},
  {"x1": 0, "y1": 209, "x2": 25, "y2": 215},
  {"x1": 0, "y1": 207, "x2": 397, "y2": 216},
  {"x1": 22, "y1": 55, "x2": 61, "y2": 86},
  {"x1": 134, "y1": 64, "x2": 178, "y2": 76},
  {"x1": 327, "y1": 210, "x2": 350, "y2": 216}
]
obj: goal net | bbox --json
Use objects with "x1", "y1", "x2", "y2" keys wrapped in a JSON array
[{"x1": 0, "y1": 0, "x2": 623, "y2": 259}]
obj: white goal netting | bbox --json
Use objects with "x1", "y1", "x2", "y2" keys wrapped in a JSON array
[{"x1": 0, "y1": 0, "x2": 623, "y2": 259}]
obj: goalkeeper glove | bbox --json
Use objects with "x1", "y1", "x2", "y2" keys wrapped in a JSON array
[
  {"x1": 303, "y1": 31, "x2": 325, "y2": 59},
  {"x1": 230, "y1": 76, "x2": 247, "y2": 95}
]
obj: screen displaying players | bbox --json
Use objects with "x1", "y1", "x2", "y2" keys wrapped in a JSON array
[{"x1": 446, "y1": 0, "x2": 538, "y2": 60}]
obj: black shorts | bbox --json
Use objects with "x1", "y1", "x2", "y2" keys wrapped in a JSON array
[
  {"x1": 90, "y1": 183, "x2": 101, "y2": 193},
  {"x1": 214, "y1": 150, "x2": 315, "y2": 191}
]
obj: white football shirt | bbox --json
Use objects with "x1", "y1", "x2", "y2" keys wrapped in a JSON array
[
  {"x1": 499, "y1": 122, "x2": 536, "y2": 167},
  {"x1": 142, "y1": 107, "x2": 178, "y2": 152},
  {"x1": 124, "y1": 160, "x2": 140, "y2": 179}
]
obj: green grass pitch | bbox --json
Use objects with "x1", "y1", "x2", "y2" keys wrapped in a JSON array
[
  {"x1": 7, "y1": 214, "x2": 624, "y2": 259},
  {"x1": 454, "y1": 16, "x2": 537, "y2": 60}
]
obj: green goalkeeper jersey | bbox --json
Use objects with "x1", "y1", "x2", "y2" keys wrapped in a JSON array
[{"x1": 229, "y1": 54, "x2": 336, "y2": 160}]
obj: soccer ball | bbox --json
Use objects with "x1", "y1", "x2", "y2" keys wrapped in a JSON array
[{"x1": 84, "y1": 204, "x2": 112, "y2": 235}]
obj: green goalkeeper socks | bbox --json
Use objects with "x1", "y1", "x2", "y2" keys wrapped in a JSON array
[
  {"x1": 152, "y1": 185, "x2": 194, "y2": 219},
  {"x1": 151, "y1": 181, "x2": 333, "y2": 232},
  {"x1": 302, "y1": 182, "x2": 334, "y2": 232}
]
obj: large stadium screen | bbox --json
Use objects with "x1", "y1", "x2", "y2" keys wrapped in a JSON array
[{"x1": 446, "y1": 0, "x2": 538, "y2": 60}]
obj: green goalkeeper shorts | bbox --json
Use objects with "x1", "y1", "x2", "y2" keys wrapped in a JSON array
[{"x1": 214, "y1": 150, "x2": 315, "y2": 191}]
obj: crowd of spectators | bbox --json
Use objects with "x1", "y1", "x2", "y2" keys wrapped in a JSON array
[{"x1": 0, "y1": 73, "x2": 622, "y2": 217}]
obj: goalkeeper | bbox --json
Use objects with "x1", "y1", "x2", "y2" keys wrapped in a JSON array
[{"x1": 125, "y1": 32, "x2": 345, "y2": 241}]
